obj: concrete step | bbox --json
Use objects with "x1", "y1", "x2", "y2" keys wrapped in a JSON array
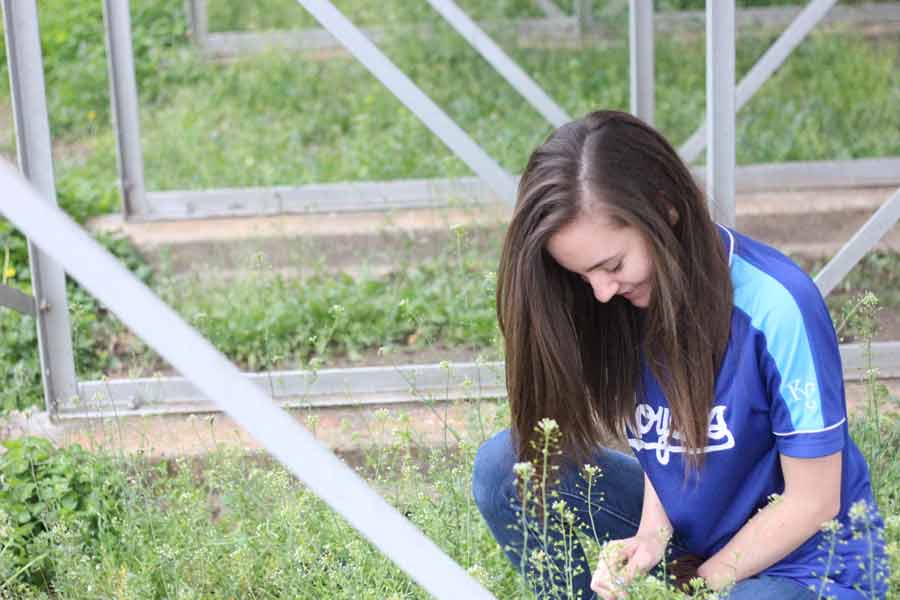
[{"x1": 87, "y1": 187, "x2": 900, "y2": 280}]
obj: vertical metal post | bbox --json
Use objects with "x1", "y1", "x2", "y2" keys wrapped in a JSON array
[
  {"x1": 628, "y1": 0, "x2": 654, "y2": 124},
  {"x1": 185, "y1": 0, "x2": 208, "y2": 45},
  {"x1": 1, "y1": 0, "x2": 78, "y2": 414},
  {"x1": 103, "y1": 0, "x2": 149, "y2": 219},
  {"x1": 706, "y1": 0, "x2": 736, "y2": 227},
  {"x1": 679, "y1": 0, "x2": 837, "y2": 163}
]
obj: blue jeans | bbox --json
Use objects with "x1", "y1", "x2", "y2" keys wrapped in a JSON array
[{"x1": 471, "y1": 429, "x2": 816, "y2": 600}]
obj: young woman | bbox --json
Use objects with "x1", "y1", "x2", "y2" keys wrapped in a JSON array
[{"x1": 472, "y1": 110, "x2": 887, "y2": 599}]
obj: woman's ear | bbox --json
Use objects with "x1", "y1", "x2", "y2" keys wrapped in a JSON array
[{"x1": 667, "y1": 205, "x2": 679, "y2": 226}]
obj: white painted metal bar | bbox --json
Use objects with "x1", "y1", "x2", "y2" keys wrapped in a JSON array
[
  {"x1": 294, "y1": 0, "x2": 517, "y2": 204},
  {"x1": 65, "y1": 340, "x2": 897, "y2": 417},
  {"x1": 0, "y1": 283, "x2": 35, "y2": 317},
  {"x1": 0, "y1": 159, "x2": 495, "y2": 600},
  {"x1": 679, "y1": 0, "x2": 837, "y2": 163},
  {"x1": 426, "y1": 0, "x2": 570, "y2": 128},
  {"x1": 103, "y1": 0, "x2": 149, "y2": 218},
  {"x1": 815, "y1": 189, "x2": 900, "y2": 298},
  {"x1": 628, "y1": 0, "x2": 654, "y2": 123},
  {"x1": 706, "y1": 0, "x2": 736, "y2": 227},
  {"x1": 2, "y1": 0, "x2": 78, "y2": 414}
]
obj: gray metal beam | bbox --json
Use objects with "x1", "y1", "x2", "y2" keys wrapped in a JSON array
[
  {"x1": 134, "y1": 157, "x2": 900, "y2": 221},
  {"x1": 2, "y1": 0, "x2": 78, "y2": 414},
  {"x1": 815, "y1": 188, "x2": 900, "y2": 298},
  {"x1": 198, "y1": 5, "x2": 900, "y2": 60},
  {"x1": 842, "y1": 342, "x2": 900, "y2": 381},
  {"x1": 0, "y1": 283, "x2": 35, "y2": 317},
  {"x1": 70, "y1": 361, "x2": 506, "y2": 417},
  {"x1": 680, "y1": 0, "x2": 837, "y2": 163},
  {"x1": 103, "y1": 0, "x2": 149, "y2": 219},
  {"x1": 294, "y1": 0, "x2": 517, "y2": 205},
  {"x1": 0, "y1": 158, "x2": 496, "y2": 600},
  {"x1": 706, "y1": 0, "x2": 736, "y2": 227},
  {"x1": 67, "y1": 340, "x2": 899, "y2": 417},
  {"x1": 629, "y1": 0, "x2": 654, "y2": 124},
  {"x1": 426, "y1": 0, "x2": 570, "y2": 128}
]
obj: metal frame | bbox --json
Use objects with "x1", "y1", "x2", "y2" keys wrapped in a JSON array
[
  {"x1": 0, "y1": 159, "x2": 495, "y2": 600},
  {"x1": 295, "y1": 0, "x2": 517, "y2": 204},
  {"x1": 679, "y1": 0, "x2": 838, "y2": 162},
  {"x1": 629, "y1": 0, "x2": 654, "y2": 124},
  {"x1": 135, "y1": 157, "x2": 900, "y2": 220},
  {"x1": 534, "y1": 0, "x2": 564, "y2": 19},
  {"x1": 127, "y1": 1, "x2": 900, "y2": 221},
  {"x1": 815, "y1": 189, "x2": 900, "y2": 297},
  {"x1": 706, "y1": 0, "x2": 736, "y2": 227},
  {"x1": 1, "y1": 0, "x2": 78, "y2": 413},
  {"x1": 64, "y1": 341, "x2": 900, "y2": 418},
  {"x1": 103, "y1": 0, "x2": 148, "y2": 218},
  {"x1": 193, "y1": 3, "x2": 900, "y2": 60},
  {"x1": 0, "y1": 283, "x2": 35, "y2": 316},
  {"x1": 6, "y1": 0, "x2": 899, "y2": 421}
]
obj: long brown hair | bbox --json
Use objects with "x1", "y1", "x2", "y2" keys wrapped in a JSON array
[{"x1": 497, "y1": 110, "x2": 733, "y2": 470}]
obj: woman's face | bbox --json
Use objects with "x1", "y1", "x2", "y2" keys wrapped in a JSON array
[{"x1": 546, "y1": 211, "x2": 655, "y2": 308}]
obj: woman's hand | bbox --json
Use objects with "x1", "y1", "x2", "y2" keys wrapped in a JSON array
[{"x1": 590, "y1": 533, "x2": 668, "y2": 599}]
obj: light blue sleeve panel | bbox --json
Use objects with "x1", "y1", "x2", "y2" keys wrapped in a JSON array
[{"x1": 732, "y1": 256, "x2": 846, "y2": 458}]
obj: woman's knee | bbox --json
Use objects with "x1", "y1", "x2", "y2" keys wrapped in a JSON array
[{"x1": 471, "y1": 429, "x2": 517, "y2": 519}]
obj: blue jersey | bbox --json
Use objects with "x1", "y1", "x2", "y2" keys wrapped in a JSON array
[{"x1": 627, "y1": 227, "x2": 887, "y2": 599}]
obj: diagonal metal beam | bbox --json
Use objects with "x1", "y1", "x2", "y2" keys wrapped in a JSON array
[
  {"x1": 0, "y1": 283, "x2": 35, "y2": 316},
  {"x1": 426, "y1": 0, "x2": 570, "y2": 127},
  {"x1": 815, "y1": 188, "x2": 900, "y2": 298},
  {"x1": 534, "y1": 0, "x2": 564, "y2": 18},
  {"x1": 680, "y1": 0, "x2": 837, "y2": 163},
  {"x1": 294, "y1": 0, "x2": 517, "y2": 205},
  {"x1": 0, "y1": 159, "x2": 496, "y2": 599}
]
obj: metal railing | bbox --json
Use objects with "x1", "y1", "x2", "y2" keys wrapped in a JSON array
[
  {"x1": 105, "y1": 0, "x2": 900, "y2": 221},
  {"x1": 0, "y1": 158, "x2": 494, "y2": 600},
  {"x1": 1, "y1": 0, "x2": 77, "y2": 412},
  {"x1": 2, "y1": 0, "x2": 897, "y2": 416}
]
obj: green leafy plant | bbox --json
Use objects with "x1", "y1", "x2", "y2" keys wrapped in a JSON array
[{"x1": 0, "y1": 437, "x2": 126, "y2": 588}]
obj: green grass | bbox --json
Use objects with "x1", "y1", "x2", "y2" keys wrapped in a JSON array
[{"x1": 0, "y1": 374, "x2": 897, "y2": 598}]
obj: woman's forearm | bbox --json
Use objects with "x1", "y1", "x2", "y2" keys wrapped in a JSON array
[
  {"x1": 637, "y1": 473, "x2": 672, "y2": 540},
  {"x1": 697, "y1": 492, "x2": 838, "y2": 589}
]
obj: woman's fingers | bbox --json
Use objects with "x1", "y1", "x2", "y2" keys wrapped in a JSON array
[{"x1": 591, "y1": 539, "x2": 633, "y2": 599}]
